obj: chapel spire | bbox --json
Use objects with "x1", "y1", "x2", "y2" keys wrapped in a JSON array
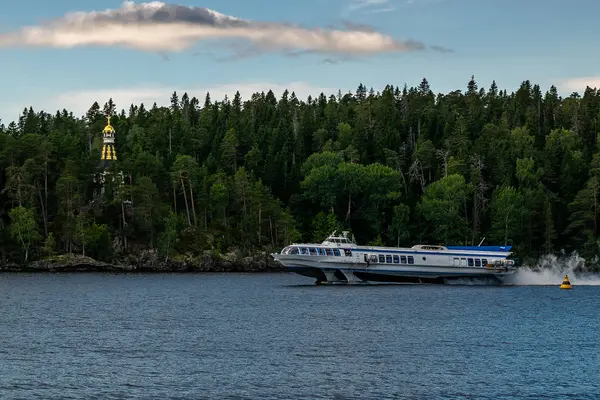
[{"x1": 100, "y1": 114, "x2": 117, "y2": 168}]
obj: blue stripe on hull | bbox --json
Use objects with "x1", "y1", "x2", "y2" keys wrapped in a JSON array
[
  {"x1": 446, "y1": 245, "x2": 512, "y2": 252},
  {"x1": 353, "y1": 248, "x2": 510, "y2": 257}
]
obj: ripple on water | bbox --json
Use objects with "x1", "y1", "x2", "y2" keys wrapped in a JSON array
[{"x1": 1, "y1": 273, "x2": 600, "y2": 399}]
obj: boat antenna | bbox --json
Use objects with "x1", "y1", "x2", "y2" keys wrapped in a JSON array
[{"x1": 478, "y1": 237, "x2": 485, "y2": 247}]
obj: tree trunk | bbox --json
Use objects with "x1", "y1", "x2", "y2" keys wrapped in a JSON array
[
  {"x1": 472, "y1": 193, "x2": 479, "y2": 246},
  {"x1": 173, "y1": 185, "x2": 177, "y2": 213},
  {"x1": 594, "y1": 188, "x2": 598, "y2": 236},
  {"x1": 399, "y1": 170, "x2": 408, "y2": 196},
  {"x1": 346, "y1": 195, "x2": 351, "y2": 221},
  {"x1": 269, "y1": 217, "x2": 274, "y2": 248},
  {"x1": 17, "y1": 179, "x2": 22, "y2": 207},
  {"x1": 37, "y1": 187, "x2": 48, "y2": 237},
  {"x1": 180, "y1": 175, "x2": 191, "y2": 225},
  {"x1": 18, "y1": 229, "x2": 28, "y2": 262},
  {"x1": 121, "y1": 200, "x2": 127, "y2": 249},
  {"x1": 189, "y1": 183, "x2": 197, "y2": 226},
  {"x1": 258, "y1": 205, "x2": 262, "y2": 244},
  {"x1": 504, "y1": 214, "x2": 509, "y2": 245},
  {"x1": 464, "y1": 200, "x2": 469, "y2": 244}
]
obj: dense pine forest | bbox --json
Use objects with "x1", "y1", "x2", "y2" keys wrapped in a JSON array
[{"x1": 1, "y1": 77, "x2": 600, "y2": 269}]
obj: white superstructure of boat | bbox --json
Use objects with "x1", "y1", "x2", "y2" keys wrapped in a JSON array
[{"x1": 271, "y1": 231, "x2": 518, "y2": 284}]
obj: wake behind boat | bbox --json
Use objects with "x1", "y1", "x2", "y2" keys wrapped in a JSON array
[{"x1": 271, "y1": 231, "x2": 518, "y2": 285}]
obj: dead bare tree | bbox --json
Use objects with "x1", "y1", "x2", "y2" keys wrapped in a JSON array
[
  {"x1": 470, "y1": 154, "x2": 489, "y2": 245},
  {"x1": 436, "y1": 149, "x2": 450, "y2": 177}
]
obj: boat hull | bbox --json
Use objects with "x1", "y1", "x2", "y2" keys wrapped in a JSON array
[
  {"x1": 271, "y1": 233, "x2": 518, "y2": 285},
  {"x1": 273, "y1": 255, "x2": 517, "y2": 285}
]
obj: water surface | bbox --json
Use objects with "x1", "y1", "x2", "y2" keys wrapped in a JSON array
[{"x1": 1, "y1": 273, "x2": 598, "y2": 399}]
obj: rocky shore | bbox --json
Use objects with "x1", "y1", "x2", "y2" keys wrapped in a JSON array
[{"x1": 0, "y1": 249, "x2": 285, "y2": 273}]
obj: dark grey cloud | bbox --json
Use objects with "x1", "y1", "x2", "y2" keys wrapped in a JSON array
[
  {"x1": 0, "y1": 1, "x2": 431, "y2": 56},
  {"x1": 430, "y1": 44, "x2": 453, "y2": 53}
]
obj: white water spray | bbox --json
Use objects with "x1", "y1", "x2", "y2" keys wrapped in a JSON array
[{"x1": 504, "y1": 252, "x2": 600, "y2": 286}]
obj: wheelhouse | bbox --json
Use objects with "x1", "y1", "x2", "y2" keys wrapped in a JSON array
[{"x1": 279, "y1": 231, "x2": 356, "y2": 256}]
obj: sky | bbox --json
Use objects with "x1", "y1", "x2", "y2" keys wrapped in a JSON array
[{"x1": 0, "y1": 0, "x2": 599, "y2": 124}]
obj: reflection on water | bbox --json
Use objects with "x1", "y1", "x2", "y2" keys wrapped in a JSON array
[{"x1": 1, "y1": 272, "x2": 599, "y2": 399}]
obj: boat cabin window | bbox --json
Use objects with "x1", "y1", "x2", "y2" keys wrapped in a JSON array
[
  {"x1": 288, "y1": 247, "x2": 299, "y2": 255},
  {"x1": 385, "y1": 255, "x2": 392, "y2": 263},
  {"x1": 421, "y1": 245, "x2": 444, "y2": 250},
  {"x1": 326, "y1": 249, "x2": 334, "y2": 256},
  {"x1": 319, "y1": 248, "x2": 327, "y2": 255},
  {"x1": 330, "y1": 238, "x2": 350, "y2": 244},
  {"x1": 344, "y1": 249, "x2": 352, "y2": 256},
  {"x1": 482, "y1": 259, "x2": 488, "y2": 265},
  {"x1": 393, "y1": 255, "x2": 399, "y2": 264},
  {"x1": 309, "y1": 248, "x2": 318, "y2": 255},
  {"x1": 401, "y1": 256, "x2": 407, "y2": 264},
  {"x1": 333, "y1": 249, "x2": 341, "y2": 256},
  {"x1": 474, "y1": 259, "x2": 481, "y2": 266},
  {"x1": 461, "y1": 258, "x2": 466, "y2": 266},
  {"x1": 468, "y1": 258, "x2": 474, "y2": 266},
  {"x1": 408, "y1": 256, "x2": 414, "y2": 264},
  {"x1": 370, "y1": 255, "x2": 378, "y2": 262},
  {"x1": 378, "y1": 255, "x2": 385, "y2": 263}
]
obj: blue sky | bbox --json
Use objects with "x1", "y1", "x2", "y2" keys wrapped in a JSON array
[{"x1": 0, "y1": 0, "x2": 599, "y2": 125}]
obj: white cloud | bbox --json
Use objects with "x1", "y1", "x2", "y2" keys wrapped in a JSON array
[
  {"x1": 347, "y1": 0, "x2": 396, "y2": 13},
  {"x1": 1, "y1": 81, "x2": 341, "y2": 123},
  {"x1": 560, "y1": 76, "x2": 600, "y2": 93},
  {"x1": 403, "y1": 0, "x2": 444, "y2": 5},
  {"x1": 349, "y1": 0, "x2": 391, "y2": 10},
  {"x1": 0, "y1": 1, "x2": 423, "y2": 56}
]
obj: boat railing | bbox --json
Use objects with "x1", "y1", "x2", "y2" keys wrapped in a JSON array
[
  {"x1": 411, "y1": 245, "x2": 448, "y2": 251},
  {"x1": 321, "y1": 230, "x2": 356, "y2": 246}
]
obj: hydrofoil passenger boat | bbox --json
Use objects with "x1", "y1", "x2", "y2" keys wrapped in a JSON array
[{"x1": 271, "y1": 231, "x2": 518, "y2": 284}]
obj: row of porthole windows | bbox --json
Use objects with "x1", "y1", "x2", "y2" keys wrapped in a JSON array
[
  {"x1": 366, "y1": 254, "x2": 416, "y2": 264},
  {"x1": 453, "y1": 257, "x2": 488, "y2": 267},
  {"x1": 284, "y1": 247, "x2": 353, "y2": 257}
]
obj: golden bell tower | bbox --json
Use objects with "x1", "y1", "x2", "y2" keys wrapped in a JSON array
[{"x1": 101, "y1": 115, "x2": 117, "y2": 168}]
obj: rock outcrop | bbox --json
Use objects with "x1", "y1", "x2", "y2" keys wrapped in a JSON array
[{"x1": 0, "y1": 250, "x2": 285, "y2": 273}]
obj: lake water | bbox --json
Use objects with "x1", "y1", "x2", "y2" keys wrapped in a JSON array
[{"x1": 1, "y1": 271, "x2": 599, "y2": 399}]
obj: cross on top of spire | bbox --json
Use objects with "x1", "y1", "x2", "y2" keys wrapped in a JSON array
[{"x1": 103, "y1": 114, "x2": 115, "y2": 137}]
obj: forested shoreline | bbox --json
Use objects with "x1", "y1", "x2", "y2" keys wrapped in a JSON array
[{"x1": 1, "y1": 77, "x2": 600, "y2": 272}]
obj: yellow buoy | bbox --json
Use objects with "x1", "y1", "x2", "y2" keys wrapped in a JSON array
[{"x1": 560, "y1": 274, "x2": 572, "y2": 289}]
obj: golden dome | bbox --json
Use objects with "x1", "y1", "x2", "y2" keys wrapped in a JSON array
[{"x1": 102, "y1": 115, "x2": 115, "y2": 135}]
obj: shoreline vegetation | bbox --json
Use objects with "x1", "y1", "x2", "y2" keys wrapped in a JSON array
[
  {"x1": 1, "y1": 77, "x2": 600, "y2": 272},
  {"x1": 0, "y1": 252, "x2": 285, "y2": 273}
]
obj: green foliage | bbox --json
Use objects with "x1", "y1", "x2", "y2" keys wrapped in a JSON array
[
  {"x1": 8, "y1": 206, "x2": 40, "y2": 261},
  {"x1": 311, "y1": 212, "x2": 343, "y2": 243},
  {"x1": 418, "y1": 174, "x2": 471, "y2": 244},
  {"x1": 1, "y1": 80, "x2": 600, "y2": 265},
  {"x1": 158, "y1": 211, "x2": 179, "y2": 261},
  {"x1": 86, "y1": 223, "x2": 112, "y2": 261},
  {"x1": 391, "y1": 204, "x2": 410, "y2": 246},
  {"x1": 489, "y1": 186, "x2": 526, "y2": 245},
  {"x1": 42, "y1": 232, "x2": 56, "y2": 257}
]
